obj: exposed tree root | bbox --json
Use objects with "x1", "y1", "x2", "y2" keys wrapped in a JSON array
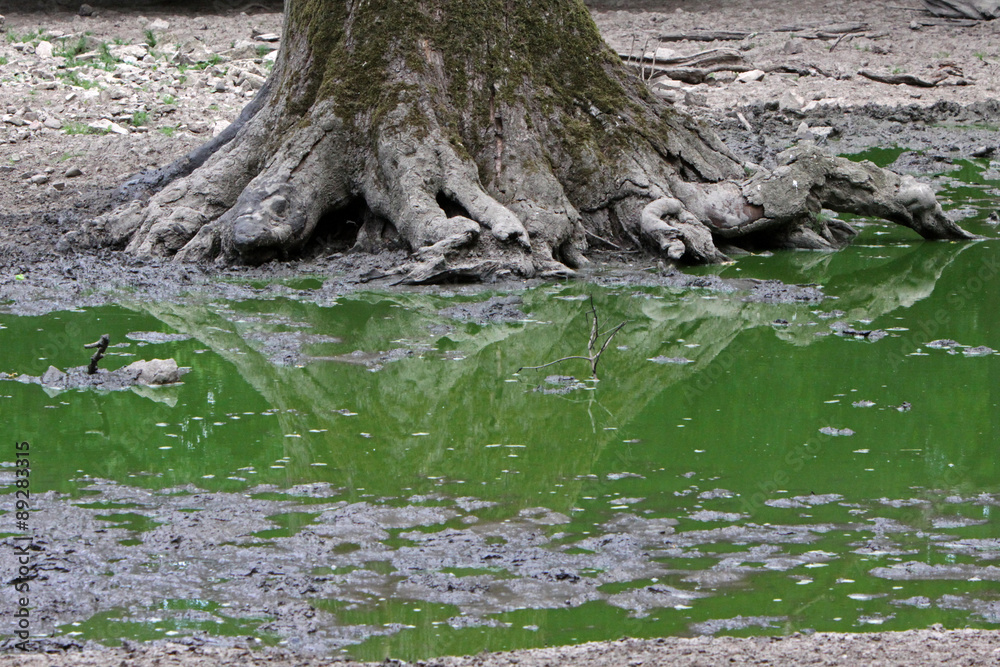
[{"x1": 59, "y1": 0, "x2": 976, "y2": 284}]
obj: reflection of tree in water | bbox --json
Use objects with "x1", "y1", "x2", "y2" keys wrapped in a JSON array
[{"x1": 128, "y1": 241, "x2": 969, "y2": 512}]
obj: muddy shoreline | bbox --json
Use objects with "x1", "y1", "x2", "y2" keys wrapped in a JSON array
[{"x1": 4, "y1": 0, "x2": 1000, "y2": 664}]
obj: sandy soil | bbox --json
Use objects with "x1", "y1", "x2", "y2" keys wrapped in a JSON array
[{"x1": 3, "y1": 0, "x2": 1000, "y2": 665}]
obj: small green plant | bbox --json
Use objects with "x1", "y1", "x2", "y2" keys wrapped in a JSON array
[
  {"x1": 59, "y1": 152, "x2": 83, "y2": 162},
  {"x1": 975, "y1": 51, "x2": 987, "y2": 61},
  {"x1": 63, "y1": 121, "x2": 105, "y2": 135},
  {"x1": 0, "y1": 57, "x2": 7, "y2": 66},
  {"x1": 97, "y1": 42, "x2": 119, "y2": 67},
  {"x1": 58, "y1": 69, "x2": 98, "y2": 89},
  {"x1": 892, "y1": 66, "x2": 905, "y2": 74},
  {"x1": 256, "y1": 45, "x2": 271, "y2": 58},
  {"x1": 130, "y1": 110, "x2": 149, "y2": 126},
  {"x1": 56, "y1": 35, "x2": 89, "y2": 59},
  {"x1": 144, "y1": 29, "x2": 157, "y2": 48},
  {"x1": 158, "y1": 125, "x2": 178, "y2": 137},
  {"x1": 161, "y1": 93, "x2": 176, "y2": 105}
]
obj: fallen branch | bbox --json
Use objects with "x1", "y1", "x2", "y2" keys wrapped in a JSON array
[
  {"x1": 516, "y1": 297, "x2": 626, "y2": 379},
  {"x1": 658, "y1": 30, "x2": 751, "y2": 42},
  {"x1": 84, "y1": 334, "x2": 110, "y2": 375},
  {"x1": 859, "y1": 69, "x2": 946, "y2": 87}
]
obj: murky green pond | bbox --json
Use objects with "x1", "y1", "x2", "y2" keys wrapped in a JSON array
[{"x1": 2, "y1": 159, "x2": 999, "y2": 660}]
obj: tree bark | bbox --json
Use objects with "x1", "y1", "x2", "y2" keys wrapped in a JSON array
[{"x1": 63, "y1": 0, "x2": 975, "y2": 283}]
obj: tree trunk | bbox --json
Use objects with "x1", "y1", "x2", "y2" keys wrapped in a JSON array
[{"x1": 64, "y1": 0, "x2": 975, "y2": 283}]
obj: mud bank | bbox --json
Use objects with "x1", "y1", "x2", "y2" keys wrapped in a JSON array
[{"x1": 4, "y1": 629, "x2": 1000, "y2": 666}]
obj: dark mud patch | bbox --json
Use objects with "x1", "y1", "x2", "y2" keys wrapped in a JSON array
[
  {"x1": 5, "y1": 358, "x2": 189, "y2": 391},
  {"x1": 690, "y1": 615, "x2": 786, "y2": 636},
  {"x1": 6, "y1": 482, "x2": 1000, "y2": 658},
  {"x1": 438, "y1": 296, "x2": 527, "y2": 325}
]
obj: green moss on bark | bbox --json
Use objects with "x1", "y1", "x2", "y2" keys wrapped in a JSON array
[{"x1": 283, "y1": 0, "x2": 636, "y2": 142}]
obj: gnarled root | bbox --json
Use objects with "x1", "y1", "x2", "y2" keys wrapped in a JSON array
[{"x1": 740, "y1": 145, "x2": 977, "y2": 243}]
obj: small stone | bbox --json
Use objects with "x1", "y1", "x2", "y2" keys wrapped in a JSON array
[
  {"x1": 213, "y1": 79, "x2": 229, "y2": 93},
  {"x1": 779, "y1": 89, "x2": 806, "y2": 114},
  {"x1": 52, "y1": 182, "x2": 66, "y2": 191},
  {"x1": 252, "y1": 33, "x2": 280, "y2": 42},
  {"x1": 795, "y1": 121, "x2": 814, "y2": 140},
  {"x1": 148, "y1": 18, "x2": 170, "y2": 31},
  {"x1": 123, "y1": 358, "x2": 191, "y2": 385},
  {"x1": 263, "y1": 50, "x2": 278, "y2": 63},
  {"x1": 783, "y1": 39, "x2": 805, "y2": 55},
  {"x1": 684, "y1": 91, "x2": 708, "y2": 107},
  {"x1": 65, "y1": 167, "x2": 83, "y2": 178},
  {"x1": 909, "y1": 20, "x2": 921, "y2": 30},
  {"x1": 0, "y1": 15, "x2": 5, "y2": 28},
  {"x1": 35, "y1": 41, "x2": 53, "y2": 59},
  {"x1": 104, "y1": 86, "x2": 128, "y2": 101},
  {"x1": 78, "y1": 3, "x2": 94, "y2": 16},
  {"x1": 810, "y1": 126, "x2": 835, "y2": 140},
  {"x1": 89, "y1": 119, "x2": 129, "y2": 135},
  {"x1": 736, "y1": 69, "x2": 765, "y2": 83},
  {"x1": 653, "y1": 47, "x2": 676, "y2": 61},
  {"x1": 41, "y1": 366, "x2": 66, "y2": 386},
  {"x1": 30, "y1": 174, "x2": 50, "y2": 185},
  {"x1": 43, "y1": 117, "x2": 62, "y2": 130}
]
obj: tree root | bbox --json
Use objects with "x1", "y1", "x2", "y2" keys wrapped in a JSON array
[{"x1": 56, "y1": 2, "x2": 975, "y2": 284}]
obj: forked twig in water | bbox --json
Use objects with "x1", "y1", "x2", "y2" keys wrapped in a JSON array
[{"x1": 517, "y1": 297, "x2": 627, "y2": 379}]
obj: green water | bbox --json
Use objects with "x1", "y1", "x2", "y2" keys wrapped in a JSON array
[{"x1": 2, "y1": 161, "x2": 1000, "y2": 659}]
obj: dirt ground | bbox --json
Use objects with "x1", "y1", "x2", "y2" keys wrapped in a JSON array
[{"x1": 4, "y1": 0, "x2": 1000, "y2": 665}]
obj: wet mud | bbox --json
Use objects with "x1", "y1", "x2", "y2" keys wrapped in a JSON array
[{"x1": 4, "y1": 477, "x2": 1000, "y2": 657}]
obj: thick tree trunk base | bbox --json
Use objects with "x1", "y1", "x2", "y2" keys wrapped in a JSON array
[{"x1": 59, "y1": 1, "x2": 975, "y2": 284}]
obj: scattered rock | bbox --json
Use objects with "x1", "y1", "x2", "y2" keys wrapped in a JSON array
[
  {"x1": 109, "y1": 44, "x2": 149, "y2": 63},
  {"x1": 737, "y1": 69, "x2": 765, "y2": 83},
  {"x1": 820, "y1": 427, "x2": 855, "y2": 437},
  {"x1": 964, "y1": 345, "x2": 996, "y2": 356},
  {"x1": 148, "y1": 18, "x2": 170, "y2": 31},
  {"x1": 29, "y1": 174, "x2": 49, "y2": 185},
  {"x1": 65, "y1": 167, "x2": 83, "y2": 178},
  {"x1": 927, "y1": 339, "x2": 960, "y2": 349},
  {"x1": 8, "y1": 358, "x2": 190, "y2": 391},
  {"x1": 34, "y1": 41, "x2": 53, "y2": 59},
  {"x1": 89, "y1": 119, "x2": 128, "y2": 135},
  {"x1": 783, "y1": 39, "x2": 805, "y2": 55},
  {"x1": 252, "y1": 33, "x2": 281, "y2": 42},
  {"x1": 124, "y1": 358, "x2": 189, "y2": 385},
  {"x1": 779, "y1": 89, "x2": 806, "y2": 114},
  {"x1": 852, "y1": 400, "x2": 876, "y2": 408},
  {"x1": 41, "y1": 365, "x2": 66, "y2": 386},
  {"x1": 78, "y1": 3, "x2": 93, "y2": 17}
]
